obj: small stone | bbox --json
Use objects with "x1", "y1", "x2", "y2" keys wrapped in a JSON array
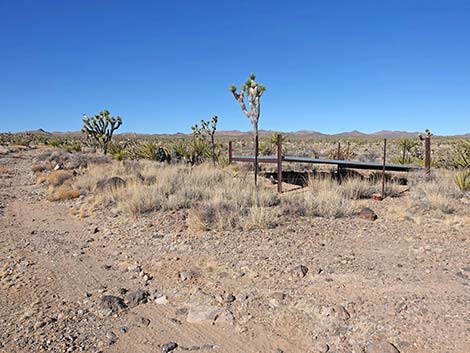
[
  {"x1": 293, "y1": 264, "x2": 309, "y2": 278},
  {"x1": 316, "y1": 343, "x2": 330, "y2": 352},
  {"x1": 179, "y1": 269, "x2": 199, "y2": 281},
  {"x1": 227, "y1": 294, "x2": 236, "y2": 303},
  {"x1": 154, "y1": 295, "x2": 168, "y2": 305},
  {"x1": 137, "y1": 316, "x2": 151, "y2": 327},
  {"x1": 357, "y1": 207, "x2": 378, "y2": 221},
  {"x1": 93, "y1": 227, "x2": 99, "y2": 234},
  {"x1": 161, "y1": 342, "x2": 178, "y2": 353},
  {"x1": 105, "y1": 331, "x2": 117, "y2": 345},
  {"x1": 321, "y1": 305, "x2": 350, "y2": 320},
  {"x1": 127, "y1": 264, "x2": 142, "y2": 273},
  {"x1": 269, "y1": 292, "x2": 286, "y2": 307},
  {"x1": 98, "y1": 295, "x2": 126, "y2": 313},
  {"x1": 120, "y1": 326, "x2": 128, "y2": 334},
  {"x1": 187, "y1": 305, "x2": 226, "y2": 323},
  {"x1": 175, "y1": 308, "x2": 188, "y2": 315},
  {"x1": 366, "y1": 342, "x2": 400, "y2": 353},
  {"x1": 125, "y1": 289, "x2": 149, "y2": 308}
]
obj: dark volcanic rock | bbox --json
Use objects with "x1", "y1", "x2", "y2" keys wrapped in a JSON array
[
  {"x1": 357, "y1": 207, "x2": 378, "y2": 221},
  {"x1": 98, "y1": 295, "x2": 126, "y2": 313},
  {"x1": 125, "y1": 289, "x2": 149, "y2": 308}
]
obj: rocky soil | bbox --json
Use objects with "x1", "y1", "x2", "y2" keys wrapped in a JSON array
[{"x1": 0, "y1": 149, "x2": 469, "y2": 353}]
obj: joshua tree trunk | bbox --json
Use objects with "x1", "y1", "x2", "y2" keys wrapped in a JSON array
[
  {"x1": 254, "y1": 130, "x2": 259, "y2": 185},
  {"x1": 211, "y1": 133, "x2": 216, "y2": 166}
]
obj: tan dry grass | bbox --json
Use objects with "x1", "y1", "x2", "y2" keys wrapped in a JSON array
[
  {"x1": 408, "y1": 170, "x2": 464, "y2": 214},
  {"x1": 75, "y1": 161, "x2": 279, "y2": 229},
  {"x1": 47, "y1": 185, "x2": 80, "y2": 202},
  {"x1": 47, "y1": 170, "x2": 74, "y2": 186}
]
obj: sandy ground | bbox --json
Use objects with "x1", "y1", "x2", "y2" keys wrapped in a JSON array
[{"x1": 0, "y1": 149, "x2": 469, "y2": 353}]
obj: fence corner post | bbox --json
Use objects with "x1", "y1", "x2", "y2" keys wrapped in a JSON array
[
  {"x1": 424, "y1": 135, "x2": 431, "y2": 174},
  {"x1": 381, "y1": 138, "x2": 387, "y2": 199},
  {"x1": 277, "y1": 134, "x2": 283, "y2": 193}
]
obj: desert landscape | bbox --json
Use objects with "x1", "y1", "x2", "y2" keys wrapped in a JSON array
[
  {"x1": 0, "y1": 128, "x2": 469, "y2": 353},
  {"x1": 1, "y1": 2, "x2": 470, "y2": 353}
]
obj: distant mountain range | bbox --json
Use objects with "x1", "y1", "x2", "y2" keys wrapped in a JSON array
[{"x1": 11, "y1": 128, "x2": 470, "y2": 139}]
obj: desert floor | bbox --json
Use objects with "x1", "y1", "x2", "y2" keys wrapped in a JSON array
[{"x1": 0, "y1": 149, "x2": 468, "y2": 353}]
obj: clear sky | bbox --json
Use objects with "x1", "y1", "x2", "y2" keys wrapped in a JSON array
[{"x1": 1, "y1": 0, "x2": 469, "y2": 135}]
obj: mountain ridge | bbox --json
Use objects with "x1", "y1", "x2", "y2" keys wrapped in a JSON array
[{"x1": 6, "y1": 128, "x2": 470, "y2": 139}]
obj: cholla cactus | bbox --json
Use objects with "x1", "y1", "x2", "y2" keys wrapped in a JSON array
[
  {"x1": 82, "y1": 110, "x2": 122, "y2": 155},
  {"x1": 230, "y1": 73, "x2": 266, "y2": 185}
]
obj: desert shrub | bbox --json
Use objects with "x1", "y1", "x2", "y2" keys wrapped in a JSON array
[
  {"x1": 64, "y1": 141, "x2": 82, "y2": 152},
  {"x1": 451, "y1": 139, "x2": 470, "y2": 169},
  {"x1": 47, "y1": 138, "x2": 63, "y2": 148},
  {"x1": 47, "y1": 170, "x2": 74, "y2": 186},
  {"x1": 75, "y1": 161, "x2": 279, "y2": 229},
  {"x1": 47, "y1": 185, "x2": 80, "y2": 201},
  {"x1": 32, "y1": 164, "x2": 47, "y2": 173},
  {"x1": 114, "y1": 150, "x2": 126, "y2": 161},
  {"x1": 409, "y1": 171, "x2": 463, "y2": 214},
  {"x1": 357, "y1": 150, "x2": 380, "y2": 163},
  {"x1": 455, "y1": 170, "x2": 470, "y2": 193},
  {"x1": 305, "y1": 178, "x2": 357, "y2": 218}
]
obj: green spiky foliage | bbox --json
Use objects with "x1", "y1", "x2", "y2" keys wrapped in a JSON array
[
  {"x1": 189, "y1": 138, "x2": 210, "y2": 165},
  {"x1": 397, "y1": 137, "x2": 419, "y2": 165},
  {"x1": 192, "y1": 116, "x2": 219, "y2": 165},
  {"x1": 451, "y1": 139, "x2": 470, "y2": 169},
  {"x1": 230, "y1": 73, "x2": 266, "y2": 185},
  {"x1": 455, "y1": 170, "x2": 470, "y2": 192},
  {"x1": 82, "y1": 110, "x2": 122, "y2": 155}
]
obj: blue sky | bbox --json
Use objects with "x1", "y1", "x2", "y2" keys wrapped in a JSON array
[{"x1": 1, "y1": 0, "x2": 469, "y2": 135}]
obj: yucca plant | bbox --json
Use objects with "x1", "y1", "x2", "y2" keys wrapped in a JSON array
[
  {"x1": 451, "y1": 139, "x2": 470, "y2": 169},
  {"x1": 455, "y1": 170, "x2": 470, "y2": 193}
]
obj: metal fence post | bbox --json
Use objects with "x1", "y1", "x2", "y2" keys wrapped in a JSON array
[
  {"x1": 381, "y1": 139, "x2": 387, "y2": 199},
  {"x1": 228, "y1": 141, "x2": 232, "y2": 165},
  {"x1": 277, "y1": 134, "x2": 283, "y2": 193},
  {"x1": 424, "y1": 135, "x2": 431, "y2": 174}
]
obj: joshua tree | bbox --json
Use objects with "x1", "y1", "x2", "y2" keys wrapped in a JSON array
[
  {"x1": 192, "y1": 116, "x2": 219, "y2": 165},
  {"x1": 82, "y1": 110, "x2": 122, "y2": 155},
  {"x1": 201, "y1": 116, "x2": 218, "y2": 165},
  {"x1": 397, "y1": 137, "x2": 418, "y2": 164},
  {"x1": 230, "y1": 73, "x2": 266, "y2": 185}
]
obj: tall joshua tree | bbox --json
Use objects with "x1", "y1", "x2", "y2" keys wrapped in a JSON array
[
  {"x1": 82, "y1": 110, "x2": 122, "y2": 155},
  {"x1": 230, "y1": 73, "x2": 266, "y2": 185}
]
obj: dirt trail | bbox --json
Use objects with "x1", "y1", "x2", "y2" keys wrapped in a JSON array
[{"x1": 0, "y1": 151, "x2": 289, "y2": 353}]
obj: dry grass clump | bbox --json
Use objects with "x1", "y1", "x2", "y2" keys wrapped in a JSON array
[
  {"x1": 47, "y1": 185, "x2": 80, "y2": 201},
  {"x1": 408, "y1": 170, "x2": 464, "y2": 214},
  {"x1": 47, "y1": 170, "x2": 74, "y2": 186},
  {"x1": 0, "y1": 167, "x2": 8, "y2": 174},
  {"x1": 305, "y1": 178, "x2": 357, "y2": 218},
  {"x1": 76, "y1": 161, "x2": 279, "y2": 229}
]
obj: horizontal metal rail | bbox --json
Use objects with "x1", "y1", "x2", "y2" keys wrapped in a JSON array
[{"x1": 231, "y1": 155, "x2": 422, "y2": 172}]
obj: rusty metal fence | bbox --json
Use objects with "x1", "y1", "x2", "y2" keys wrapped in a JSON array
[{"x1": 228, "y1": 134, "x2": 430, "y2": 197}]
